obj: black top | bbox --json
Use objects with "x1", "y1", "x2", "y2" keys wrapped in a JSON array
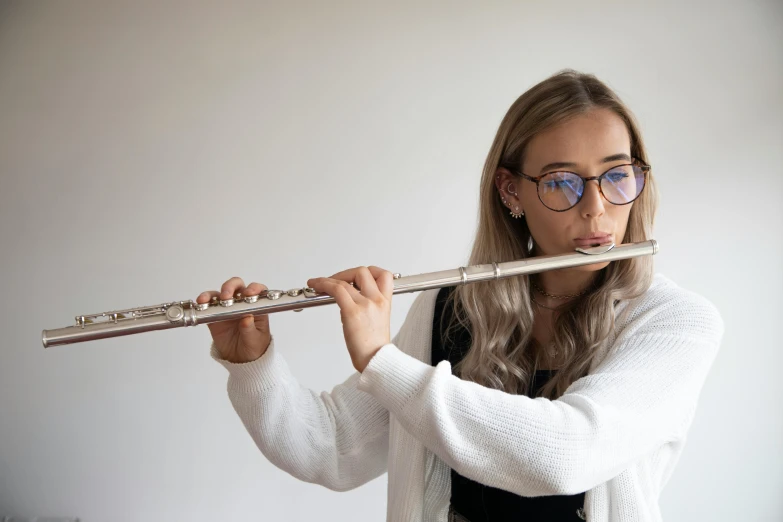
[{"x1": 431, "y1": 285, "x2": 587, "y2": 522}]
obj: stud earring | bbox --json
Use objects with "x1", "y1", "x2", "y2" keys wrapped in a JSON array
[{"x1": 498, "y1": 180, "x2": 524, "y2": 219}]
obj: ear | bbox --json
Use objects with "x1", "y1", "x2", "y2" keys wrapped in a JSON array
[{"x1": 494, "y1": 167, "x2": 514, "y2": 192}]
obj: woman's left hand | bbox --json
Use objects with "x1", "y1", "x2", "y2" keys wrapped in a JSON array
[{"x1": 306, "y1": 265, "x2": 394, "y2": 373}]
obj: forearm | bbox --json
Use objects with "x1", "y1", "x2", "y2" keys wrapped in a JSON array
[
  {"x1": 358, "y1": 328, "x2": 721, "y2": 496},
  {"x1": 214, "y1": 336, "x2": 390, "y2": 491}
]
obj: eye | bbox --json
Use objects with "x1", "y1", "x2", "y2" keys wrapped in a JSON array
[
  {"x1": 542, "y1": 172, "x2": 581, "y2": 190},
  {"x1": 606, "y1": 171, "x2": 629, "y2": 183},
  {"x1": 543, "y1": 179, "x2": 570, "y2": 189}
]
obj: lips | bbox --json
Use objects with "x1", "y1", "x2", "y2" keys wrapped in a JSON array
[{"x1": 574, "y1": 234, "x2": 612, "y2": 246}]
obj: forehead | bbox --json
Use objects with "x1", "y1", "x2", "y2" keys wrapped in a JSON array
[{"x1": 524, "y1": 109, "x2": 631, "y2": 169}]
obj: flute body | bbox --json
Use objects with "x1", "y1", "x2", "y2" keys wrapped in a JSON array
[{"x1": 41, "y1": 239, "x2": 658, "y2": 348}]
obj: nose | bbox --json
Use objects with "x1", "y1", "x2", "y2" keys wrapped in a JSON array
[{"x1": 579, "y1": 179, "x2": 606, "y2": 217}]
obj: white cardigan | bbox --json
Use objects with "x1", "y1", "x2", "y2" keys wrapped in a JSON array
[{"x1": 211, "y1": 273, "x2": 724, "y2": 521}]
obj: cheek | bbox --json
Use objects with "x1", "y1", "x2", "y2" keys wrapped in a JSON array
[
  {"x1": 609, "y1": 205, "x2": 633, "y2": 232},
  {"x1": 527, "y1": 214, "x2": 570, "y2": 244}
]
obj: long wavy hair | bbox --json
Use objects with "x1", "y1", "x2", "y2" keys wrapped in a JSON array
[{"x1": 441, "y1": 69, "x2": 659, "y2": 400}]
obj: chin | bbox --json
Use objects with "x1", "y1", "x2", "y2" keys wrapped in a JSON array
[{"x1": 581, "y1": 262, "x2": 610, "y2": 271}]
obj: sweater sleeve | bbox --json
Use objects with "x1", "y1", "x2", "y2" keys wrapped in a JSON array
[
  {"x1": 211, "y1": 332, "x2": 397, "y2": 492},
  {"x1": 356, "y1": 292, "x2": 725, "y2": 497}
]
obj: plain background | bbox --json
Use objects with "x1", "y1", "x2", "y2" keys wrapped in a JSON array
[{"x1": 1, "y1": 1, "x2": 780, "y2": 521}]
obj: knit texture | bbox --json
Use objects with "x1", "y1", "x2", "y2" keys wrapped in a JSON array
[{"x1": 211, "y1": 272, "x2": 724, "y2": 521}]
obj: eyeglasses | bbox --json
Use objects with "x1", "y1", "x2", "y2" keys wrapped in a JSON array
[{"x1": 511, "y1": 158, "x2": 651, "y2": 212}]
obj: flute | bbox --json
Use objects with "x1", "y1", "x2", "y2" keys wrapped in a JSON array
[{"x1": 41, "y1": 239, "x2": 658, "y2": 348}]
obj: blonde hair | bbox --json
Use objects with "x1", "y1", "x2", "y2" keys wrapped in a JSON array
[{"x1": 441, "y1": 69, "x2": 659, "y2": 399}]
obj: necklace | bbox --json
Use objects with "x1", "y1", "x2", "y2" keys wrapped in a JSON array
[
  {"x1": 530, "y1": 296, "x2": 561, "y2": 311},
  {"x1": 529, "y1": 277, "x2": 593, "y2": 359},
  {"x1": 529, "y1": 276, "x2": 595, "y2": 313}
]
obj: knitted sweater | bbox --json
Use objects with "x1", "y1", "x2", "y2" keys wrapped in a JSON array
[{"x1": 211, "y1": 272, "x2": 725, "y2": 521}]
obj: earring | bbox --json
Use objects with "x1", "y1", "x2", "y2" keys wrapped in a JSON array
[
  {"x1": 500, "y1": 195, "x2": 524, "y2": 218},
  {"x1": 498, "y1": 177, "x2": 524, "y2": 219}
]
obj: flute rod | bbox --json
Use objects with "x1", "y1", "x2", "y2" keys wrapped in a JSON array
[{"x1": 41, "y1": 239, "x2": 658, "y2": 348}]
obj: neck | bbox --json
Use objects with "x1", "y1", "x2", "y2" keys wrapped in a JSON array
[{"x1": 531, "y1": 269, "x2": 599, "y2": 303}]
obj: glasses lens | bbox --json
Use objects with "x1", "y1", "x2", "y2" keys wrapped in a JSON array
[
  {"x1": 600, "y1": 164, "x2": 646, "y2": 205},
  {"x1": 537, "y1": 164, "x2": 646, "y2": 211},
  {"x1": 538, "y1": 171, "x2": 584, "y2": 211}
]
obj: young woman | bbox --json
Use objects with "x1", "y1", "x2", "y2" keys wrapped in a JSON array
[{"x1": 199, "y1": 69, "x2": 724, "y2": 522}]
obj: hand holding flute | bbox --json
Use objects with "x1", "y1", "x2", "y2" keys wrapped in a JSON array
[
  {"x1": 307, "y1": 266, "x2": 394, "y2": 373},
  {"x1": 200, "y1": 266, "x2": 395, "y2": 371},
  {"x1": 197, "y1": 278, "x2": 273, "y2": 364}
]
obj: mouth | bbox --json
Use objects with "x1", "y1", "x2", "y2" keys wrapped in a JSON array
[{"x1": 573, "y1": 234, "x2": 612, "y2": 247}]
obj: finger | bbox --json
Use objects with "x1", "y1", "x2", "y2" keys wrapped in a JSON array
[
  {"x1": 238, "y1": 315, "x2": 266, "y2": 344},
  {"x1": 368, "y1": 266, "x2": 395, "y2": 300},
  {"x1": 307, "y1": 273, "x2": 362, "y2": 297},
  {"x1": 220, "y1": 277, "x2": 246, "y2": 300},
  {"x1": 239, "y1": 313, "x2": 269, "y2": 330},
  {"x1": 244, "y1": 282, "x2": 268, "y2": 297},
  {"x1": 236, "y1": 282, "x2": 269, "y2": 327},
  {"x1": 328, "y1": 278, "x2": 364, "y2": 302},
  {"x1": 321, "y1": 266, "x2": 374, "y2": 293},
  {"x1": 309, "y1": 278, "x2": 360, "y2": 312},
  {"x1": 322, "y1": 267, "x2": 360, "y2": 284},
  {"x1": 196, "y1": 289, "x2": 220, "y2": 305},
  {"x1": 353, "y1": 266, "x2": 382, "y2": 300}
]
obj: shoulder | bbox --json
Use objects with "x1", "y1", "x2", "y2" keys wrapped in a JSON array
[{"x1": 616, "y1": 272, "x2": 725, "y2": 344}]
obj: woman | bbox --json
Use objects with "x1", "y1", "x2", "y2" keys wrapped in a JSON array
[{"x1": 200, "y1": 69, "x2": 724, "y2": 522}]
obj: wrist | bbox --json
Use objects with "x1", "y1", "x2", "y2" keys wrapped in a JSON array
[
  {"x1": 357, "y1": 343, "x2": 386, "y2": 373},
  {"x1": 227, "y1": 347, "x2": 268, "y2": 365}
]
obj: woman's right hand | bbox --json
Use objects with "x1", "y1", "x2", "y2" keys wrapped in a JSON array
[{"x1": 197, "y1": 277, "x2": 272, "y2": 364}]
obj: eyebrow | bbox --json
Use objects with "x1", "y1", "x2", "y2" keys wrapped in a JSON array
[{"x1": 538, "y1": 153, "x2": 632, "y2": 174}]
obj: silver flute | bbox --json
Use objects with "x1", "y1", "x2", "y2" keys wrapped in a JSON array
[{"x1": 41, "y1": 239, "x2": 658, "y2": 348}]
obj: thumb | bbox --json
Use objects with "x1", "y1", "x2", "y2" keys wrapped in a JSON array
[{"x1": 238, "y1": 316, "x2": 264, "y2": 345}]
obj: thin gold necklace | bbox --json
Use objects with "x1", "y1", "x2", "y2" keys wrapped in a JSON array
[
  {"x1": 529, "y1": 278, "x2": 593, "y2": 358},
  {"x1": 530, "y1": 296, "x2": 561, "y2": 311}
]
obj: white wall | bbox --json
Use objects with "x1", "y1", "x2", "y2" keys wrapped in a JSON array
[{"x1": 1, "y1": 1, "x2": 780, "y2": 521}]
